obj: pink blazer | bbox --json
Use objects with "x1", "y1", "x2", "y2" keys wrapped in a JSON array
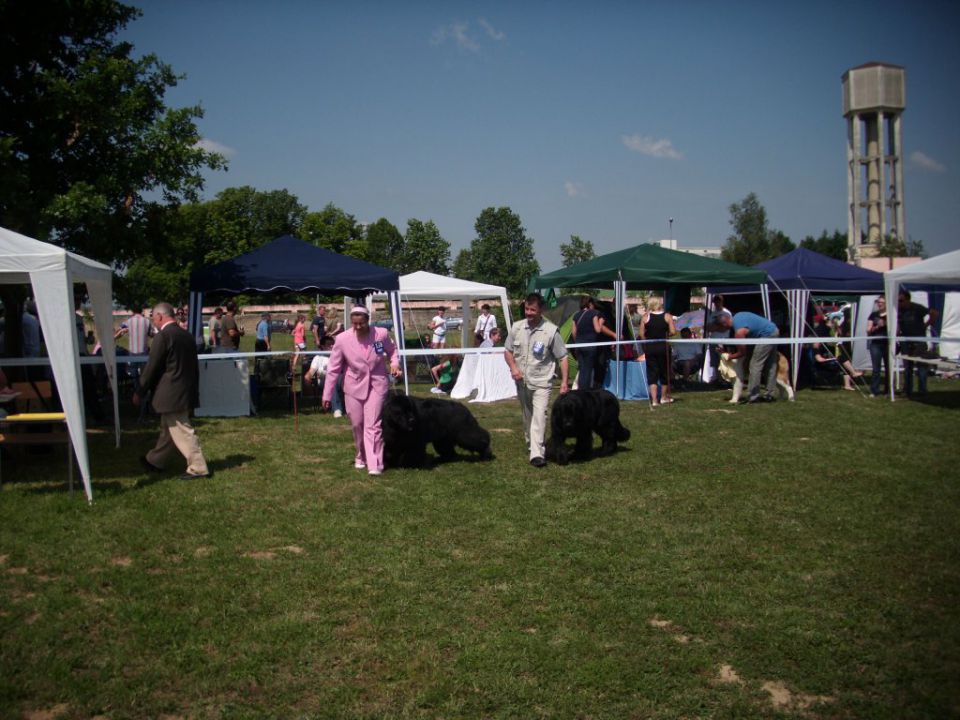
[{"x1": 323, "y1": 326, "x2": 399, "y2": 403}]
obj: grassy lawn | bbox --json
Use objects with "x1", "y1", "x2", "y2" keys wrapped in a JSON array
[{"x1": 1, "y1": 380, "x2": 958, "y2": 719}]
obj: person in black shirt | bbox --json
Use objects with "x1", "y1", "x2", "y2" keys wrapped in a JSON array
[
  {"x1": 866, "y1": 297, "x2": 889, "y2": 397},
  {"x1": 897, "y1": 290, "x2": 939, "y2": 397}
]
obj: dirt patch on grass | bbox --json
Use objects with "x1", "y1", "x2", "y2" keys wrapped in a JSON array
[
  {"x1": 0, "y1": 554, "x2": 8, "y2": 564},
  {"x1": 25, "y1": 704, "x2": 70, "y2": 720},
  {"x1": 280, "y1": 545, "x2": 305, "y2": 555},
  {"x1": 762, "y1": 680, "x2": 834, "y2": 712},
  {"x1": 110, "y1": 556, "x2": 133, "y2": 567},
  {"x1": 717, "y1": 664, "x2": 743, "y2": 684},
  {"x1": 242, "y1": 550, "x2": 277, "y2": 560},
  {"x1": 649, "y1": 617, "x2": 673, "y2": 629},
  {"x1": 705, "y1": 409, "x2": 737, "y2": 414},
  {"x1": 7, "y1": 566, "x2": 28, "y2": 575}
]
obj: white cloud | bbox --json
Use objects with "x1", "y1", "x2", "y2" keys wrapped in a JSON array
[
  {"x1": 431, "y1": 22, "x2": 479, "y2": 52},
  {"x1": 564, "y1": 181, "x2": 583, "y2": 198},
  {"x1": 478, "y1": 18, "x2": 505, "y2": 41},
  {"x1": 194, "y1": 138, "x2": 236, "y2": 158},
  {"x1": 621, "y1": 134, "x2": 683, "y2": 160},
  {"x1": 910, "y1": 151, "x2": 946, "y2": 173}
]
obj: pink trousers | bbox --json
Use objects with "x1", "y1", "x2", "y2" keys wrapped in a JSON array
[{"x1": 344, "y1": 389, "x2": 387, "y2": 472}]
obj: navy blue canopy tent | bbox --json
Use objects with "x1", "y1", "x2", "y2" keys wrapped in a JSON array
[
  {"x1": 187, "y1": 234, "x2": 402, "y2": 346},
  {"x1": 708, "y1": 247, "x2": 885, "y2": 388}
]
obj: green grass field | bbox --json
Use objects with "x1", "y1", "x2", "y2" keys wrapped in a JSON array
[{"x1": 1, "y1": 380, "x2": 958, "y2": 719}]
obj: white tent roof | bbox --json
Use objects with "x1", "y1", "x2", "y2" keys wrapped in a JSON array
[
  {"x1": 372, "y1": 270, "x2": 513, "y2": 346},
  {"x1": 885, "y1": 248, "x2": 960, "y2": 286},
  {"x1": 0, "y1": 226, "x2": 119, "y2": 501}
]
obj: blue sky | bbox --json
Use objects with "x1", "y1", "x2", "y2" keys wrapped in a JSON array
[{"x1": 124, "y1": 0, "x2": 960, "y2": 271}]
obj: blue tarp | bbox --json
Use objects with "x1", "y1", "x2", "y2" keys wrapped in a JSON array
[
  {"x1": 709, "y1": 247, "x2": 884, "y2": 295},
  {"x1": 189, "y1": 234, "x2": 399, "y2": 294}
]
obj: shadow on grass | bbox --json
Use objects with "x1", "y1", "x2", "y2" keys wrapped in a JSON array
[
  {"x1": 135, "y1": 453, "x2": 256, "y2": 488},
  {"x1": 904, "y1": 390, "x2": 960, "y2": 409}
]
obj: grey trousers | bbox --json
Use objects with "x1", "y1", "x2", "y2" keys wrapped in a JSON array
[{"x1": 748, "y1": 331, "x2": 780, "y2": 399}]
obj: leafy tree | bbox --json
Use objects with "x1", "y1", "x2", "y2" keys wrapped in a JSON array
[
  {"x1": 906, "y1": 236, "x2": 926, "y2": 258},
  {"x1": 365, "y1": 218, "x2": 404, "y2": 268},
  {"x1": 402, "y1": 219, "x2": 450, "y2": 275},
  {"x1": 203, "y1": 186, "x2": 305, "y2": 263},
  {"x1": 458, "y1": 207, "x2": 540, "y2": 295},
  {"x1": 560, "y1": 235, "x2": 595, "y2": 267},
  {"x1": 876, "y1": 233, "x2": 906, "y2": 259},
  {"x1": 768, "y1": 230, "x2": 795, "y2": 258},
  {"x1": 452, "y1": 248, "x2": 474, "y2": 279},
  {"x1": 800, "y1": 230, "x2": 848, "y2": 261},
  {"x1": 300, "y1": 202, "x2": 364, "y2": 257},
  {"x1": 720, "y1": 193, "x2": 792, "y2": 265},
  {"x1": 0, "y1": 0, "x2": 226, "y2": 265}
]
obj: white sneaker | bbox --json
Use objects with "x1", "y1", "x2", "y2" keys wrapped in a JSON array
[
  {"x1": 354, "y1": 461, "x2": 366, "y2": 469},
  {"x1": 333, "y1": 410, "x2": 342, "y2": 418},
  {"x1": 430, "y1": 386, "x2": 443, "y2": 394},
  {"x1": 368, "y1": 469, "x2": 382, "y2": 476}
]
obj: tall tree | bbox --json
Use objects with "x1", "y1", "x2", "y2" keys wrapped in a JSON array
[
  {"x1": 800, "y1": 230, "x2": 848, "y2": 261},
  {"x1": 203, "y1": 186, "x2": 305, "y2": 263},
  {"x1": 300, "y1": 202, "x2": 364, "y2": 257},
  {"x1": 0, "y1": 0, "x2": 226, "y2": 265},
  {"x1": 720, "y1": 193, "x2": 792, "y2": 265},
  {"x1": 365, "y1": 218, "x2": 404, "y2": 268},
  {"x1": 402, "y1": 219, "x2": 450, "y2": 275},
  {"x1": 560, "y1": 235, "x2": 595, "y2": 267},
  {"x1": 458, "y1": 207, "x2": 540, "y2": 295}
]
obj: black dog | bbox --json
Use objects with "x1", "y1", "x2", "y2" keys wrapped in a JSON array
[
  {"x1": 383, "y1": 394, "x2": 493, "y2": 468},
  {"x1": 546, "y1": 389, "x2": 630, "y2": 465}
]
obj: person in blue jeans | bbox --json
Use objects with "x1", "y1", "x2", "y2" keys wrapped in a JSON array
[{"x1": 866, "y1": 297, "x2": 889, "y2": 397}]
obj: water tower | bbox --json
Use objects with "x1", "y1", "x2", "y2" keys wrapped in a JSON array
[{"x1": 842, "y1": 62, "x2": 906, "y2": 262}]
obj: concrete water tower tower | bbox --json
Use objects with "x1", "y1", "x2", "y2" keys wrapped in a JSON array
[{"x1": 842, "y1": 62, "x2": 906, "y2": 263}]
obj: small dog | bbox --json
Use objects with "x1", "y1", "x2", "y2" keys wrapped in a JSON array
[
  {"x1": 546, "y1": 389, "x2": 631, "y2": 465},
  {"x1": 720, "y1": 351, "x2": 795, "y2": 403}
]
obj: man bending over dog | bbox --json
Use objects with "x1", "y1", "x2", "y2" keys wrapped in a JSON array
[
  {"x1": 504, "y1": 293, "x2": 569, "y2": 468},
  {"x1": 714, "y1": 311, "x2": 780, "y2": 404}
]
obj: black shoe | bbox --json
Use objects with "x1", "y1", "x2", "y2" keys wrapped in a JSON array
[
  {"x1": 746, "y1": 395, "x2": 762, "y2": 404},
  {"x1": 530, "y1": 457, "x2": 546, "y2": 468},
  {"x1": 180, "y1": 470, "x2": 212, "y2": 480},
  {"x1": 139, "y1": 455, "x2": 163, "y2": 474}
]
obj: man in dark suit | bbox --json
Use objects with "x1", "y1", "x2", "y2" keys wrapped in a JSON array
[{"x1": 134, "y1": 302, "x2": 210, "y2": 479}]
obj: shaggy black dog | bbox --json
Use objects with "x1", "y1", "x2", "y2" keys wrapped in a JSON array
[
  {"x1": 383, "y1": 394, "x2": 493, "y2": 468},
  {"x1": 546, "y1": 388, "x2": 630, "y2": 465}
]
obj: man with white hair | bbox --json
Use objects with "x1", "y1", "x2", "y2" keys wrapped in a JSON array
[{"x1": 135, "y1": 302, "x2": 210, "y2": 479}]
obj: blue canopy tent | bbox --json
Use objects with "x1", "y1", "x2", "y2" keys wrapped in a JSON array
[
  {"x1": 709, "y1": 247, "x2": 885, "y2": 387},
  {"x1": 188, "y1": 234, "x2": 405, "y2": 385}
]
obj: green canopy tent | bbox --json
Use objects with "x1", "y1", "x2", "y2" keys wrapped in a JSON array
[{"x1": 532, "y1": 243, "x2": 769, "y2": 392}]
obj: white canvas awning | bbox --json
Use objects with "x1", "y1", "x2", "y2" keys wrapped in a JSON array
[{"x1": 0, "y1": 226, "x2": 119, "y2": 501}]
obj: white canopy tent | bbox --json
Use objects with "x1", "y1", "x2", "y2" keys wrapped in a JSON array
[
  {"x1": 370, "y1": 271, "x2": 513, "y2": 394},
  {"x1": 0, "y1": 227, "x2": 119, "y2": 502},
  {"x1": 884, "y1": 248, "x2": 960, "y2": 401},
  {"x1": 373, "y1": 271, "x2": 512, "y2": 345}
]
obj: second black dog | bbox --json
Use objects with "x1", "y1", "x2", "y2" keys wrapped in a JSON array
[
  {"x1": 546, "y1": 388, "x2": 630, "y2": 465},
  {"x1": 383, "y1": 394, "x2": 493, "y2": 468}
]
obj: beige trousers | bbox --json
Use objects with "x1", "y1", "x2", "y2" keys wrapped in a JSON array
[
  {"x1": 517, "y1": 383, "x2": 551, "y2": 460},
  {"x1": 146, "y1": 411, "x2": 209, "y2": 476}
]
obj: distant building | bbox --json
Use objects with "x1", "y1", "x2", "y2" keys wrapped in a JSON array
[{"x1": 655, "y1": 239, "x2": 722, "y2": 259}]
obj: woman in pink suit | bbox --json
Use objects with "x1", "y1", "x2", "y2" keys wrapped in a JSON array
[{"x1": 322, "y1": 306, "x2": 400, "y2": 475}]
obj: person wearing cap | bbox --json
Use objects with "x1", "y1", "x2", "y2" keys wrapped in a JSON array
[{"x1": 322, "y1": 305, "x2": 401, "y2": 476}]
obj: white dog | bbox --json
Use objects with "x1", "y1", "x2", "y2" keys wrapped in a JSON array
[{"x1": 719, "y1": 351, "x2": 795, "y2": 404}]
